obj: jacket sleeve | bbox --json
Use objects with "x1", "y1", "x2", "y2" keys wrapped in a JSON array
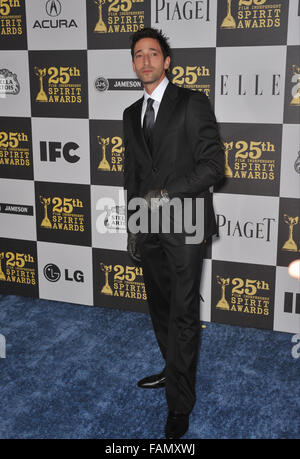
[
  {"x1": 123, "y1": 108, "x2": 139, "y2": 233},
  {"x1": 166, "y1": 91, "x2": 225, "y2": 199}
]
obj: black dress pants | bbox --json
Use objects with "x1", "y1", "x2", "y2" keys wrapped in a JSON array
[{"x1": 137, "y1": 233, "x2": 206, "y2": 415}]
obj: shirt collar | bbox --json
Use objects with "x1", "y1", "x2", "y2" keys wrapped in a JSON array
[{"x1": 143, "y1": 76, "x2": 169, "y2": 104}]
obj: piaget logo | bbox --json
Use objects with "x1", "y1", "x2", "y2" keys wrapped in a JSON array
[
  {"x1": 93, "y1": 0, "x2": 145, "y2": 34},
  {"x1": 97, "y1": 135, "x2": 124, "y2": 172},
  {"x1": 0, "y1": 250, "x2": 37, "y2": 286},
  {"x1": 39, "y1": 195, "x2": 85, "y2": 232},
  {"x1": 216, "y1": 274, "x2": 270, "y2": 315},
  {"x1": 0, "y1": 0, "x2": 23, "y2": 37},
  {"x1": 0, "y1": 130, "x2": 30, "y2": 167},
  {"x1": 100, "y1": 261, "x2": 146, "y2": 300},
  {"x1": 221, "y1": 0, "x2": 282, "y2": 30},
  {"x1": 171, "y1": 65, "x2": 211, "y2": 96},
  {"x1": 34, "y1": 65, "x2": 82, "y2": 104},
  {"x1": 223, "y1": 139, "x2": 275, "y2": 180}
]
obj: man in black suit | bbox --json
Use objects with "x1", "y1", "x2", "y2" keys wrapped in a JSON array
[{"x1": 123, "y1": 28, "x2": 224, "y2": 438}]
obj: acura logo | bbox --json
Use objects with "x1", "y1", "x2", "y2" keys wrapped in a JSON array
[{"x1": 46, "y1": 0, "x2": 62, "y2": 17}]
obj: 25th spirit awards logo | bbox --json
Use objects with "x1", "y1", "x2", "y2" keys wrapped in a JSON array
[
  {"x1": 39, "y1": 195, "x2": 85, "y2": 232},
  {"x1": 0, "y1": 250, "x2": 37, "y2": 286},
  {"x1": 34, "y1": 64, "x2": 82, "y2": 104},
  {"x1": 96, "y1": 135, "x2": 124, "y2": 172},
  {"x1": 0, "y1": 129, "x2": 30, "y2": 167},
  {"x1": 282, "y1": 214, "x2": 299, "y2": 253},
  {"x1": 290, "y1": 65, "x2": 300, "y2": 107},
  {"x1": 221, "y1": 0, "x2": 282, "y2": 30},
  {"x1": 93, "y1": 0, "x2": 145, "y2": 34},
  {"x1": 99, "y1": 261, "x2": 146, "y2": 300},
  {"x1": 0, "y1": 0, "x2": 24, "y2": 37}
]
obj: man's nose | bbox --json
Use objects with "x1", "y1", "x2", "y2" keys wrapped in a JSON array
[{"x1": 143, "y1": 54, "x2": 150, "y2": 65}]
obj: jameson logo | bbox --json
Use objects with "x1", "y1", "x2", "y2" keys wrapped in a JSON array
[
  {"x1": 96, "y1": 135, "x2": 124, "y2": 173},
  {"x1": 224, "y1": 139, "x2": 276, "y2": 181},
  {"x1": 95, "y1": 77, "x2": 142, "y2": 92},
  {"x1": 34, "y1": 65, "x2": 82, "y2": 104},
  {"x1": 0, "y1": 250, "x2": 37, "y2": 286},
  {"x1": 0, "y1": 130, "x2": 30, "y2": 167},
  {"x1": 99, "y1": 261, "x2": 146, "y2": 300},
  {"x1": 0, "y1": 69, "x2": 20, "y2": 95},
  {"x1": 93, "y1": 0, "x2": 145, "y2": 34},
  {"x1": 0, "y1": 0, "x2": 23, "y2": 37},
  {"x1": 39, "y1": 195, "x2": 85, "y2": 232},
  {"x1": 171, "y1": 64, "x2": 211, "y2": 95},
  {"x1": 216, "y1": 275, "x2": 271, "y2": 316},
  {"x1": 221, "y1": 0, "x2": 282, "y2": 30}
]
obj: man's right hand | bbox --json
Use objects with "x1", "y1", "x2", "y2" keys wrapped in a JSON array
[{"x1": 127, "y1": 232, "x2": 141, "y2": 263}]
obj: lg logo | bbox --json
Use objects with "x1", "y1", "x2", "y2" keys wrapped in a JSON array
[
  {"x1": 40, "y1": 141, "x2": 80, "y2": 163},
  {"x1": 44, "y1": 264, "x2": 84, "y2": 283}
]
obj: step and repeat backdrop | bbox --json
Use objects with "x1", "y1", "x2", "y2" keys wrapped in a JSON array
[{"x1": 0, "y1": 0, "x2": 299, "y2": 334}]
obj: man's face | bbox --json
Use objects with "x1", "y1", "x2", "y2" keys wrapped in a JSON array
[{"x1": 132, "y1": 38, "x2": 170, "y2": 89}]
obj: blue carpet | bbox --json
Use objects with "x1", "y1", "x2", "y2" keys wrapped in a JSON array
[{"x1": 0, "y1": 294, "x2": 299, "y2": 439}]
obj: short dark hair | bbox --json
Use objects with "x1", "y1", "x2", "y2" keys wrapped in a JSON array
[{"x1": 130, "y1": 27, "x2": 171, "y2": 61}]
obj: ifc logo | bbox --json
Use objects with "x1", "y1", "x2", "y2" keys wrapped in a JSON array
[
  {"x1": 44, "y1": 263, "x2": 61, "y2": 282},
  {"x1": 95, "y1": 77, "x2": 109, "y2": 92}
]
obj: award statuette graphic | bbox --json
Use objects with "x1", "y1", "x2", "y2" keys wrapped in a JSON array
[
  {"x1": 40, "y1": 196, "x2": 52, "y2": 229},
  {"x1": 94, "y1": 0, "x2": 107, "y2": 33},
  {"x1": 34, "y1": 67, "x2": 48, "y2": 102},
  {"x1": 216, "y1": 276, "x2": 230, "y2": 310},
  {"x1": 290, "y1": 66, "x2": 300, "y2": 106},
  {"x1": 282, "y1": 214, "x2": 298, "y2": 252},
  {"x1": 100, "y1": 262, "x2": 113, "y2": 295},
  {"x1": 221, "y1": 0, "x2": 236, "y2": 29},
  {"x1": 224, "y1": 141, "x2": 233, "y2": 178},
  {"x1": 0, "y1": 253, "x2": 6, "y2": 281},
  {"x1": 97, "y1": 136, "x2": 110, "y2": 171}
]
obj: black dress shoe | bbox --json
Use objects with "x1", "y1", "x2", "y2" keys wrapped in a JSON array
[
  {"x1": 165, "y1": 411, "x2": 189, "y2": 439},
  {"x1": 137, "y1": 368, "x2": 166, "y2": 389}
]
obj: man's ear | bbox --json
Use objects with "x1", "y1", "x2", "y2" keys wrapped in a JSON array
[
  {"x1": 164, "y1": 56, "x2": 171, "y2": 71},
  {"x1": 132, "y1": 60, "x2": 136, "y2": 74}
]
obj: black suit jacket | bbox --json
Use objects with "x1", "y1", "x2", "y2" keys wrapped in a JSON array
[{"x1": 123, "y1": 81, "x2": 224, "y2": 245}]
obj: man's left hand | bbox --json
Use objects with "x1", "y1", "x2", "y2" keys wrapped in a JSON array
[{"x1": 143, "y1": 189, "x2": 170, "y2": 211}]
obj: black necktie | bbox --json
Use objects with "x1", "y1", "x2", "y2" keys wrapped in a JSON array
[{"x1": 143, "y1": 97, "x2": 155, "y2": 151}]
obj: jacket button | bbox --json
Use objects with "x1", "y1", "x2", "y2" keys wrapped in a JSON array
[{"x1": 152, "y1": 167, "x2": 158, "y2": 173}]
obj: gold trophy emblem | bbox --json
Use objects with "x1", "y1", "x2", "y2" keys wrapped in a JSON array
[
  {"x1": 34, "y1": 67, "x2": 48, "y2": 102},
  {"x1": 94, "y1": 0, "x2": 107, "y2": 33},
  {"x1": 100, "y1": 262, "x2": 113, "y2": 295},
  {"x1": 282, "y1": 214, "x2": 298, "y2": 252},
  {"x1": 290, "y1": 65, "x2": 300, "y2": 106},
  {"x1": 221, "y1": 0, "x2": 236, "y2": 29},
  {"x1": 0, "y1": 253, "x2": 6, "y2": 281},
  {"x1": 97, "y1": 136, "x2": 111, "y2": 171},
  {"x1": 40, "y1": 196, "x2": 52, "y2": 228},
  {"x1": 224, "y1": 141, "x2": 233, "y2": 178},
  {"x1": 216, "y1": 276, "x2": 230, "y2": 310}
]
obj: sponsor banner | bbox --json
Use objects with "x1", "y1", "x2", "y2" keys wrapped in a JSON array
[
  {"x1": 0, "y1": 50, "x2": 31, "y2": 117},
  {"x1": 0, "y1": 0, "x2": 27, "y2": 49},
  {"x1": 170, "y1": 47, "x2": 215, "y2": 100},
  {"x1": 283, "y1": 45, "x2": 300, "y2": 124},
  {"x1": 213, "y1": 193, "x2": 279, "y2": 266},
  {"x1": 274, "y1": 266, "x2": 300, "y2": 334},
  {"x1": 92, "y1": 247, "x2": 148, "y2": 312},
  {"x1": 277, "y1": 197, "x2": 300, "y2": 267},
  {"x1": 280, "y1": 124, "x2": 300, "y2": 199},
  {"x1": 215, "y1": 45, "x2": 286, "y2": 123},
  {"x1": 0, "y1": 117, "x2": 33, "y2": 180},
  {"x1": 90, "y1": 120, "x2": 124, "y2": 186},
  {"x1": 217, "y1": 0, "x2": 289, "y2": 47},
  {"x1": 152, "y1": 0, "x2": 216, "y2": 48},
  {"x1": 0, "y1": 179, "x2": 36, "y2": 241},
  {"x1": 37, "y1": 241, "x2": 93, "y2": 305},
  {"x1": 28, "y1": 49, "x2": 88, "y2": 118},
  {"x1": 35, "y1": 181, "x2": 91, "y2": 246},
  {"x1": 86, "y1": 0, "x2": 150, "y2": 49},
  {"x1": 211, "y1": 260, "x2": 275, "y2": 330},
  {"x1": 91, "y1": 185, "x2": 126, "y2": 250},
  {"x1": 88, "y1": 49, "x2": 143, "y2": 119},
  {"x1": 0, "y1": 237, "x2": 39, "y2": 297},
  {"x1": 216, "y1": 123, "x2": 282, "y2": 196},
  {"x1": 32, "y1": 118, "x2": 90, "y2": 184},
  {"x1": 25, "y1": 0, "x2": 87, "y2": 50}
]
